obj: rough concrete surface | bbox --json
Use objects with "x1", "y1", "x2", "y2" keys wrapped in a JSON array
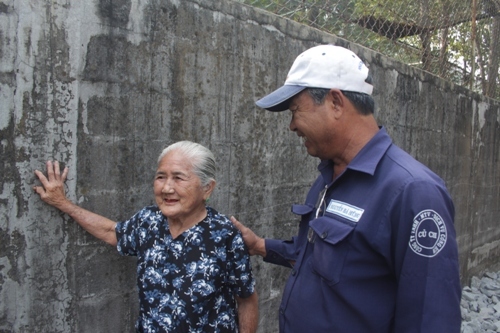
[{"x1": 0, "y1": 0, "x2": 499, "y2": 332}]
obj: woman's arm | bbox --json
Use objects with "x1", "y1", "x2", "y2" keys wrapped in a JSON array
[{"x1": 236, "y1": 292, "x2": 259, "y2": 333}]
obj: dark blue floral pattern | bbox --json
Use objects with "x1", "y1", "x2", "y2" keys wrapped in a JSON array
[{"x1": 116, "y1": 206, "x2": 255, "y2": 333}]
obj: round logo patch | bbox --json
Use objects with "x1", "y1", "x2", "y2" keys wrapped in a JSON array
[{"x1": 409, "y1": 209, "x2": 447, "y2": 257}]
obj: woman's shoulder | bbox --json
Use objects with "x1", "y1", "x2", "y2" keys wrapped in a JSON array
[
  {"x1": 206, "y1": 206, "x2": 235, "y2": 230},
  {"x1": 129, "y1": 205, "x2": 163, "y2": 224}
]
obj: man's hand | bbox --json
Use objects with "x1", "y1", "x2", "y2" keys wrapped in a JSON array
[
  {"x1": 34, "y1": 161, "x2": 71, "y2": 210},
  {"x1": 230, "y1": 216, "x2": 266, "y2": 257}
]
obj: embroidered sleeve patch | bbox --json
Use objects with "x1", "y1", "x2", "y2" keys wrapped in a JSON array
[{"x1": 409, "y1": 209, "x2": 447, "y2": 257}]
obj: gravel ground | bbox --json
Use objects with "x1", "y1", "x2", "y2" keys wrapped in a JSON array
[{"x1": 461, "y1": 271, "x2": 500, "y2": 333}]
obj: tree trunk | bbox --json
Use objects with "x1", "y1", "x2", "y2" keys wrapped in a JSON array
[
  {"x1": 475, "y1": 36, "x2": 488, "y2": 92},
  {"x1": 485, "y1": 16, "x2": 500, "y2": 98},
  {"x1": 419, "y1": 0, "x2": 432, "y2": 71},
  {"x1": 439, "y1": 26, "x2": 450, "y2": 77}
]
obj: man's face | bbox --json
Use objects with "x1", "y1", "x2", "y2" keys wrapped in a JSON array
[
  {"x1": 153, "y1": 150, "x2": 209, "y2": 222},
  {"x1": 288, "y1": 90, "x2": 337, "y2": 160}
]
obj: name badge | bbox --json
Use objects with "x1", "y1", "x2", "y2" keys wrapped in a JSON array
[{"x1": 326, "y1": 200, "x2": 364, "y2": 222}]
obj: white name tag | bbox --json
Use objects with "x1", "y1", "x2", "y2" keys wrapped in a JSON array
[{"x1": 326, "y1": 200, "x2": 364, "y2": 222}]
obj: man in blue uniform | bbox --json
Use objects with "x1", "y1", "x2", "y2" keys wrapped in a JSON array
[{"x1": 231, "y1": 44, "x2": 461, "y2": 332}]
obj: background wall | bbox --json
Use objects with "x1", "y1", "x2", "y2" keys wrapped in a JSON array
[{"x1": 0, "y1": 0, "x2": 499, "y2": 332}]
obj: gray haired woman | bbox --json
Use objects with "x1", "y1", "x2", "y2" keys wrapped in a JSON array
[{"x1": 34, "y1": 141, "x2": 258, "y2": 333}]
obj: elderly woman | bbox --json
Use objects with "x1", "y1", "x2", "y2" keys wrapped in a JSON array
[{"x1": 33, "y1": 141, "x2": 258, "y2": 333}]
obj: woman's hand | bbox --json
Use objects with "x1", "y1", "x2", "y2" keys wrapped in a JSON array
[{"x1": 33, "y1": 161, "x2": 71, "y2": 209}]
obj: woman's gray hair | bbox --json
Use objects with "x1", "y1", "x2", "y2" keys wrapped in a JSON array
[{"x1": 158, "y1": 141, "x2": 216, "y2": 187}]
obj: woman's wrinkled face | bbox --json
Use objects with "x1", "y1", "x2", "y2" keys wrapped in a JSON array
[{"x1": 153, "y1": 150, "x2": 209, "y2": 222}]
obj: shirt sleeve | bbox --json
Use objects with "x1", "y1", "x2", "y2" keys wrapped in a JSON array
[
  {"x1": 227, "y1": 228, "x2": 256, "y2": 298},
  {"x1": 263, "y1": 238, "x2": 297, "y2": 268},
  {"x1": 263, "y1": 203, "x2": 314, "y2": 268},
  {"x1": 115, "y1": 208, "x2": 147, "y2": 256},
  {"x1": 391, "y1": 179, "x2": 461, "y2": 332}
]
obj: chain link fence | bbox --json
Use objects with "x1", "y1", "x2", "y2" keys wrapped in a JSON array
[{"x1": 240, "y1": 0, "x2": 500, "y2": 100}]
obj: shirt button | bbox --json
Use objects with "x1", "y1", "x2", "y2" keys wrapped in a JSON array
[
  {"x1": 321, "y1": 232, "x2": 328, "y2": 239},
  {"x1": 291, "y1": 269, "x2": 296, "y2": 276},
  {"x1": 280, "y1": 309, "x2": 284, "y2": 315}
]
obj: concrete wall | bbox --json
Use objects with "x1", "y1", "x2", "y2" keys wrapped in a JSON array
[{"x1": 0, "y1": 0, "x2": 499, "y2": 332}]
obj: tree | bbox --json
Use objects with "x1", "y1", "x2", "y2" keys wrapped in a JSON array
[{"x1": 242, "y1": 0, "x2": 500, "y2": 100}]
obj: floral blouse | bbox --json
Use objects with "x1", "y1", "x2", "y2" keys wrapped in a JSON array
[{"x1": 116, "y1": 206, "x2": 255, "y2": 332}]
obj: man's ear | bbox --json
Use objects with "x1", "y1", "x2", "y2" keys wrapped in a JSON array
[
  {"x1": 328, "y1": 89, "x2": 345, "y2": 118},
  {"x1": 328, "y1": 89, "x2": 345, "y2": 107}
]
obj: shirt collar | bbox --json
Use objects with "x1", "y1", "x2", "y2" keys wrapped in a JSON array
[{"x1": 317, "y1": 127, "x2": 392, "y2": 179}]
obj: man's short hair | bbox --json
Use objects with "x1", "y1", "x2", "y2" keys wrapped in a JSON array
[{"x1": 307, "y1": 84, "x2": 375, "y2": 116}]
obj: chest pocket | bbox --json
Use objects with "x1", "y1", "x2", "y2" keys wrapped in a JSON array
[{"x1": 309, "y1": 216, "x2": 355, "y2": 286}]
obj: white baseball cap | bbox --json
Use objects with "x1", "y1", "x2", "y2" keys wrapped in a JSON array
[{"x1": 256, "y1": 44, "x2": 373, "y2": 112}]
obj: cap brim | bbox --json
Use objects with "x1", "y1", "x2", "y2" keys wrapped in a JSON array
[{"x1": 255, "y1": 85, "x2": 306, "y2": 112}]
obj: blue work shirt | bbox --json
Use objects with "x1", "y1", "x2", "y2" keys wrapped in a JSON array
[{"x1": 265, "y1": 127, "x2": 461, "y2": 333}]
